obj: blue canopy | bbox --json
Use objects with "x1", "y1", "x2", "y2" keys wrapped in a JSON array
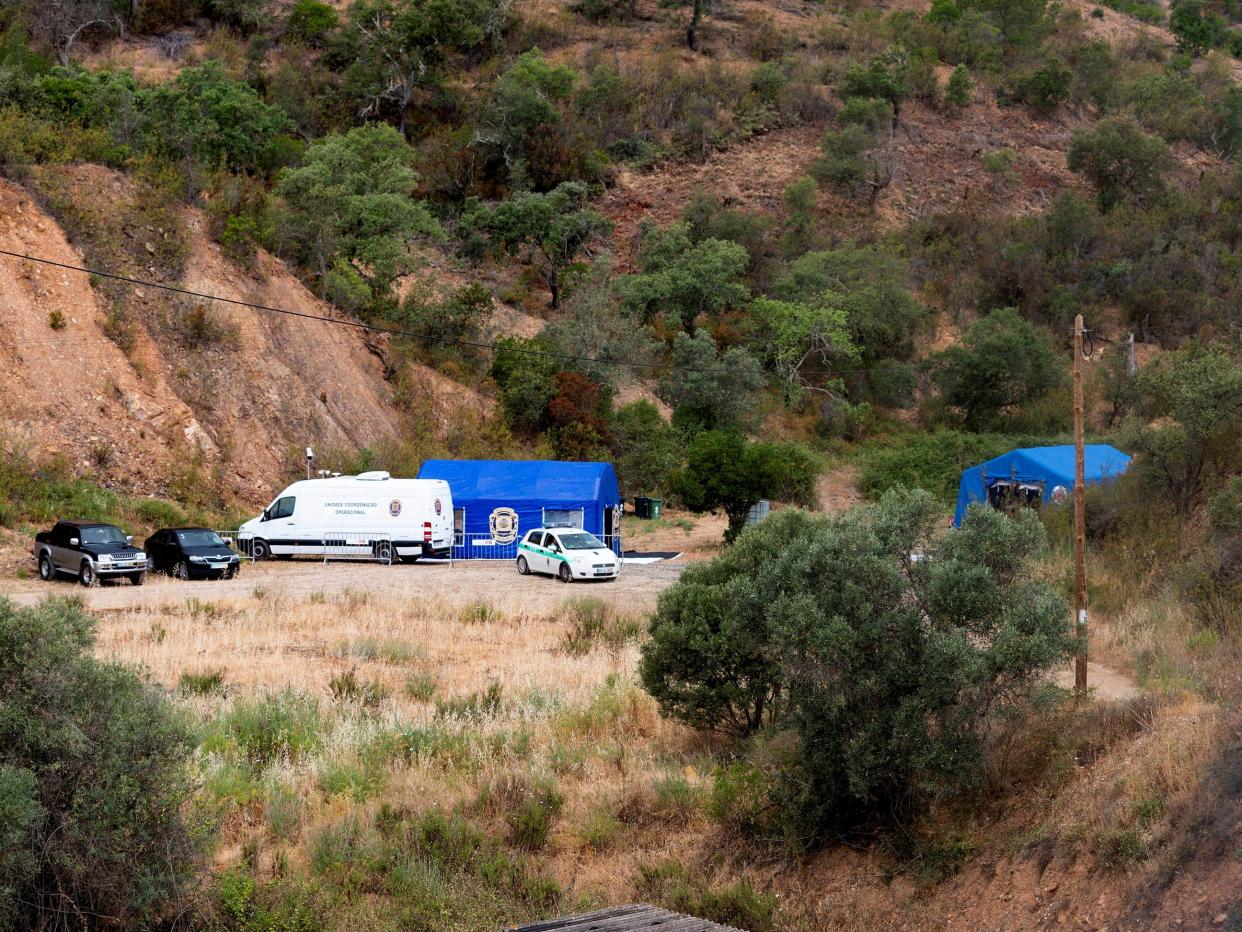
[
  {"x1": 417, "y1": 460, "x2": 622, "y2": 557},
  {"x1": 953, "y1": 444, "x2": 1131, "y2": 527}
]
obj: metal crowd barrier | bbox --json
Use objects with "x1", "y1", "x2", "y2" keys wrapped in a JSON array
[
  {"x1": 450, "y1": 532, "x2": 622, "y2": 561},
  {"x1": 323, "y1": 531, "x2": 395, "y2": 564}
]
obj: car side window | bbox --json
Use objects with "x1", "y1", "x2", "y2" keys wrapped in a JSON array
[
  {"x1": 270, "y1": 496, "x2": 296, "y2": 519},
  {"x1": 52, "y1": 523, "x2": 69, "y2": 544},
  {"x1": 528, "y1": 532, "x2": 543, "y2": 547},
  {"x1": 547, "y1": 535, "x2": 560, "y2": 551}
]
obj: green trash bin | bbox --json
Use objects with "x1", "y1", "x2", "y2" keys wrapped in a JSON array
[{"x1": 648, "y1": 498, "x2": 663, "y2": 520}]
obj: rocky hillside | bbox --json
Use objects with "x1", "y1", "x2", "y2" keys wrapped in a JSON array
[{"x1": 0, "y1": 167, "x2": 496, "y2": 503}]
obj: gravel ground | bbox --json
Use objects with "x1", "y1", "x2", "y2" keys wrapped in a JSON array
[{"x1": 2, "y1": 556, "x2": 688, "y2": 615}]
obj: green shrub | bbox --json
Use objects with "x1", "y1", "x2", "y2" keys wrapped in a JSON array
[
  {"x1": 505, "y1": 779, "x2": 564, "y2": 850},
  {"x1": 580, "y1": 804, "x2": 624, "y2": 851},
  {"x1": 652, "y1": 776, "x2": 701, "y2": 822},
  {"x1": 858, "y1": 430, "x2": 1061, "y2": 504},
  {"x1": 209, "y1": 690, "x2": 325, "y2": 767},
  {"x1": 133, "y1": 497, "x2": 188, "y2": 528},
  {"x1": 404, "y1": 672, "x2": 440, "y2": 702},
  {"x1": 286, "y1": 0, "x2": 338, "y2": 44},
  {"x1": 0, "y1": 598, "x2": 197, "y2": 927},
  {"x1": 436, "y1": 682, "x2": 504, "y2": 720},
  {"x1": 925, "y1": 308, "x2": 1064, "y2": 430},
  {"x1": 642, "y1": 491, "x2": 1075, "y2": 838},
  {"x1": 672, "y1": 431, "x2": 821, "y2": 542},
  {"x1": 328, "y1": 668, "x2": 392, "y2": 709},
  {"x1": 178, "y1": 669, "x2": 226, "y2": 696},
  {"x1": 559, "y1": 598, "x2": 642, "y2": 655},
  {"x1": 635, "y1": 859, "x2": 776, "y2": 932},
  {"x1": 318, "y1": 757, "x2": 384, "y2": 801}
]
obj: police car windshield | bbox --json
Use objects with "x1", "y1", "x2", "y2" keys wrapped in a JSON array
[
  {"x1": 81, "y1": 526, "x2": 126, "y2": 545},
  {"x1": 557, "y1": 532, "x2": 605, "y2": 550},
  {"x1": 177, "y1": 530, "x2": 225, "y2": 547}
]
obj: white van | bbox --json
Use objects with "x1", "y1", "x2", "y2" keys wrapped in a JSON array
[{"x1": 237, "y1": 472, "x2": 453, "y2": 563}]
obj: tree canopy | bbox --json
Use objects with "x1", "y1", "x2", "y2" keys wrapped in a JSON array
[
  {"x1": 927, "y1": 307, "x2": 1064, "y2": 430},
  {"x1": 641, "y1": 491, "x2": 1074, "y2": 839},
  {"x1": 275, "y1": 124, "x2": 441, "y2": 310}
]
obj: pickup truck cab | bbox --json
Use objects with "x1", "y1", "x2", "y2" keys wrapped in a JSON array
[{"x1": 34, "y1": 521, "x2": 148, "y2": 587}]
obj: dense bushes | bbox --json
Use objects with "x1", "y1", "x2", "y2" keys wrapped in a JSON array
[
  {"x1": 641, "y1": 492, "x2": 1074, "y2": 841},
  {"x1": 672, "y1": 431, "x2": 820, "y2": 543},
  {"x1": 925, "y1": 307, "x2": 1065, "y2": 430},
  {"x1": 0, "y1": 598, "x2": 197, "y2": 928}
]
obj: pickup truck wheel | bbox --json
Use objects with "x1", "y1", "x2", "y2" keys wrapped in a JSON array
[
  {"x1": 129, "y1": 571, "x2": 145, "y2": 586},
  {"x1": 38, "y1": 553, "x2": 55, "y2": 581},
  {"x1": 516, "y1": 556, "x2": 530, "y2": 576},
  {"x1": 558, "y1": 563, "x2": 572, "y2": 584},
  {"x1": 79, "y1": 561, "x2": 96, "y2": 587},
  {"x1": 174, "y1": 561, "x2": 189, "y2": 580},
  {"x1": 251, "y1": 539, "x2": 271, "y2": 561}
]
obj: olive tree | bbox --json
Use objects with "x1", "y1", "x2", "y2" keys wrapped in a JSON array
[
  {"x1": 671, "y1": 430, "x2": 820, "y2": 543},
  {"x1": 618, "y1": 221, "x2": 751, "y2": 332},
  {"x1": 341, "y1": 0, "x2": 506, "y2": 134},
  {"x1": 1067, "y1": 117, "x2": 1170, "y2": 212},
  {"x1": 641, "y1": 491, "x2": 1075, "y2": 837},
  {"x1": 460, "y1": 181, "x2": 612, "y2": 308},
  {"x1": 926, "y1": 307, "x2": 1063, "y2": 430},
  {"x1": 275, "y1": 124, "x2": 442, "y2": 309},
  {"x1": 1122, "y1": 342, "x2": 1242, "y2": 512},
  {"x1": 0, "y1": 597, "x2": 197, "y2": 927}
]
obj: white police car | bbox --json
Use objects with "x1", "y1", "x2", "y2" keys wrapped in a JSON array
[{"x1": 515, "y1": 527, "x2": 619, "y2": 582}]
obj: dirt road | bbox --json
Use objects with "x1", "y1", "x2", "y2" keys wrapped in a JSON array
[{"x1": 2, "y1": 557, "x2": 687, "y2": 615}]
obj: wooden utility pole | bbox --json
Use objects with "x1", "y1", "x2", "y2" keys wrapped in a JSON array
[{"x1": 1073, "y1": 314, "x2": 1088, "y2": 695}]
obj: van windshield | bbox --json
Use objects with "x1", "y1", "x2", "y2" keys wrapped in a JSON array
[{"x1": 557, "y1": 532, "x2": 605, "y2": 550}]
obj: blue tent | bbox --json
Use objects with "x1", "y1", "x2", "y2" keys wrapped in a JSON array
[
  {"x1": 416, "y1": 460, "x2": 622, "y2": 558},
  {"x1": 953, "y1": 445, "x2": 1131, "y2": 527}
]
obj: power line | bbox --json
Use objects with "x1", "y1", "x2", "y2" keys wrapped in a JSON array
[{"x1": 0, "y1": 248, "x2": 880, "y2": 379}]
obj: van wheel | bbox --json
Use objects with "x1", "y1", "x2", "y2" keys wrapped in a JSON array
[
  {"x1": 558, "y1": 563, "x2": 572, "y2": 583},
  {"x1": 374, "y1": 541, "x2": 394, "y2": 565},
  {"x1": 39, "y1": 553, "x2": 55, "y2": 581},
  {"x1": 251, "y1": 539, "x2": 271, "y2": 561},
  {"x1": 79, "y1": 561, "x2": 96, "y2": 587},
  {"x1": 517, "y1": 556, "x2": 530, "y2": 576}
]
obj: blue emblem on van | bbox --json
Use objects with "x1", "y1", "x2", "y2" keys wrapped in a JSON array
[{"x1": 389, "y1": 499, "x2": 402, "y2": 517}]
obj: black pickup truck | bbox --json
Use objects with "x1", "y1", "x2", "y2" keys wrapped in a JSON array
[{"x1": 34, "y1": 520, "x2": 149, "y2": 587}]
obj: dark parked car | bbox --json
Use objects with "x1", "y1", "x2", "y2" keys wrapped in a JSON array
[
  {"x1": 145, "y1": 527, "x2": 242, "y2": 580},
  {"x1": 34, "y1": 520, "x2": 148, "y2": 586}
]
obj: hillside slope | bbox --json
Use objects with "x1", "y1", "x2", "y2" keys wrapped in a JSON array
[{"x1": 0, "y1": 170, "x2": 417, "y2": 502}]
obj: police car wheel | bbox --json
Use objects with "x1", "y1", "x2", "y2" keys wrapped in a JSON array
[
  {"x1": 558, "y1": 563, "x2": 572, "y2": 583},
  {"x1": 517, "y1": 556, "x2": 530, "y2": 576}
]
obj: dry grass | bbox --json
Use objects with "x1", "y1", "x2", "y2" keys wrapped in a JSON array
[{"x1": 93, "y1": 587, "x2": 730, "y2": 910}]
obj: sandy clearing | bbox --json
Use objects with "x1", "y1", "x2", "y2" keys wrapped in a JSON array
[{"x1": 1, "y1": 556, "x2": 687, "y2": 616}]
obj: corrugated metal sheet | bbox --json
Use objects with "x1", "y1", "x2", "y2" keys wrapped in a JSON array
[{"x1": 508, "y1": 904, "x2": 748, "y2": 932}]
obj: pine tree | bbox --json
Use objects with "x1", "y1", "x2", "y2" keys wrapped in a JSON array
[{"x1": 946, "y1": 64, "x2": 972, "y2": 109}]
